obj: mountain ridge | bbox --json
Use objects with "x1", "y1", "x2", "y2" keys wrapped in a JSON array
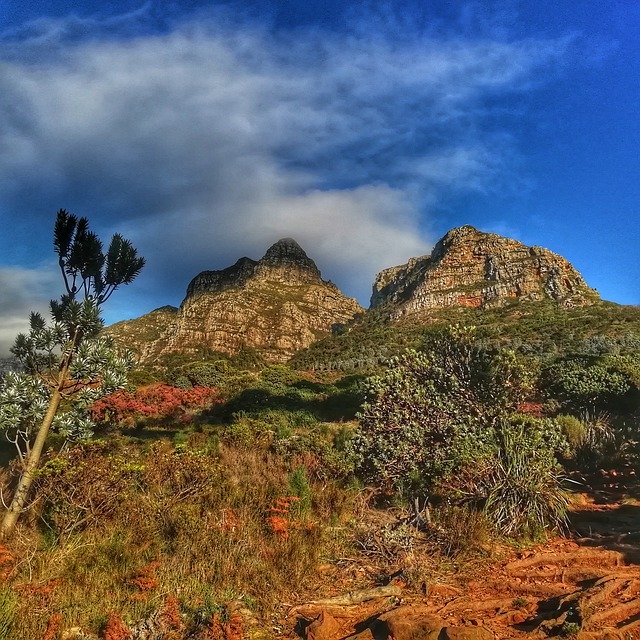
[
  {"x1": 371, "y1": 225, "x2": 597, "y2": 317},
  {"x1": 107, "y1": 226, "x2": 607, "y2": 364},
  {"x1": 107, "y1": 237, "x2": 363, "y2": 363}
]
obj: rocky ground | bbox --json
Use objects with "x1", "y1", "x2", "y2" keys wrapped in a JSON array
[{"x1": 285, "y1": 471, "x2": 640, "y2": 640}]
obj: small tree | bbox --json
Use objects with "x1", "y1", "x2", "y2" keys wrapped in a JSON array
[{"x1": 0, "y1": 209, "x2": 144, "y2": 539}]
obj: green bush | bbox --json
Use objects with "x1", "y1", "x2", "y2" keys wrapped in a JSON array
[
  {"x1": 350, "y1": 325, "x2": 531, "y2": 496},
  {"x1": 540, "y1": 355, "x2": 639, "y2": 413},
  {"x1": 288, "y1": 467, "x2": 313, "y2": 517},
  {"x1": 482, "y1": 418, "x2": 569, "y2": 537},
  {"x1": 555, "y1": 414, "x2": 586, "y2": 450},
  {"x1": 260, "y1": 365, "x2": 303, "y2": 388}
]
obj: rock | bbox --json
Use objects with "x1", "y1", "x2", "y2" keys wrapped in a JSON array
[
  {"x1": 348, "y1": 630, "x2": 376, "y2": 640},
  {"x1": 306, "y1": 610, "x2": 342, "y2": 640},
  {"x1": 107, "y1": 239, "x2": 362, "y2": 363},
  {"x1": 377, "y1": 606, "x2": 444, "y2": 640},
  {"x1": 439, "y1": 627, "x2": 495, "y2": 640},
  {"x1": 371, "y1": 225, "x2": 598, "y2": 318}
]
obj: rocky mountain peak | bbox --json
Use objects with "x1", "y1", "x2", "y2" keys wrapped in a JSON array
[
  {"x1": 256, "y1": 238, "x2": 322, "y2": 282},
  {"x1": 261, "y1": 238, "x2": 313, "y2": 265},
  {"x1": 184, "y1": 238, "x2": 322, "y2": 302},
  {"x1": 371, "y1": 225, "x2": 598, "y2": 317},
  {"x1": 111, "y1": 238, "x2": 362, "y2": 364}
]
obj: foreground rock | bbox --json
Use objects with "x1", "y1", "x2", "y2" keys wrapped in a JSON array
[
  {"x1": 371, "y1": 225, "x2": 598, "y2": 319},
  {"x1": 108, "y1": 239, "x2": 362, "y2": 364}
]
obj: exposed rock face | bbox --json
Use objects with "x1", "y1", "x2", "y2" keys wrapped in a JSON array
[
  {"x1": 109, "y1": 239, "x2": 362, "y2": 363},
  {"x1": 371, "y1": 225, "x2": 598, "y2": 318}
]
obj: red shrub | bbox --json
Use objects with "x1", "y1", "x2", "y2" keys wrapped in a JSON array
[
  {"x1": 266, "y1": 496, "x2": 300, "y2": 539},
  {"x1": 91, "y1": 384, "x2": 220, "y2": 426},
  {"x1": 42, "y1": 613, "x2": 63, "y2": 640},
  {"x1": 103, "y1": 613, "x2": 132, "y2": 640},
  {"x1": 517, "y1": 401, "x2": 545, "y2": 417}
]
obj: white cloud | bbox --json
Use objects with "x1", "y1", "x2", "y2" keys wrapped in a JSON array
[
  {"x1": 0, "y1": 9, "x2": 570, "y2": 322},
  {"x1": 0, "y1": 265, "x2": 58, "y2": 355}
]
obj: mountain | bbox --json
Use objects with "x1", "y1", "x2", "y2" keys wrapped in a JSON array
[
  {"x1": 107, "y1": 238, "x2": 363, "y2": 364},
  {"x1": 371, "y1": 225, "x2": 598, "y2": 319}
]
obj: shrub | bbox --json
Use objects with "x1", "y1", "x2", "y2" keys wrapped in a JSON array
[
  {"x1": 555, "y1": 414, "x2": 586, "y2": 450},
  {"x1": 481, "y1": 418, "x2": 569, "y2": 537},
  {"x1": 540, "y1": 355, "x2": 639, "y2": 414},
  {"x1": 91, "y1": 383, "x2": 220, "y2": 427},
  {"x1": 573, "y1": 411, "x2": 616, "y2": 470},
  {"x1": 173, "y1": 360, "x2": 231, "y2": 388},
  {"x1": 429, "y1": 504, "x2": 491, "y2": 557},
  {"x1": 350, "y1": 326, "x2": 531, "y2": 496},
  {"x1": 288, "y1": 467, "x2": 313, "y2": 518}
]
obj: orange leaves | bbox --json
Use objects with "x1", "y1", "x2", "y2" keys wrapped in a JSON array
[
  {"x1": 0, "y1": 544, "x2": 14, "y2": 581},
  {"x1": 91, "y1": 383, "x2": 221, "y2": 426},
  {"x1": 266, "y1": 496, "x2": 301, "y2": 539},
  {"x1": 127, "y1": 560, "x2": 160, "y2": 594},
  {"x1": 518, "y1": 401, "x2": 545, "y2": 417},
  {"x1": 103, "y1": 612, "x2": 132, "y2": 640},
  {"x1": 42, "y1": 613, "x2": 63, "y2": 640},
  {"x1": 158, "y1": 595, "x2": 185, "y2": 640},
  {"x1": 206, "y1": 611, "x2": 244, "y2": 640}
]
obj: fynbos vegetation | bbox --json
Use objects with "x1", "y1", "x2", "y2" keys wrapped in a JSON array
[
  {"x1": 0, "y1": 222, "x2": 638, "y2": 638},
  {"x1": 0, "y1": 210, "x2": 144, "y2": 539}
]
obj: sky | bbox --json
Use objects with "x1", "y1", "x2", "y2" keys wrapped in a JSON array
[{"x1": 0, "y1": 0, "x2": 638, "y2": 353}]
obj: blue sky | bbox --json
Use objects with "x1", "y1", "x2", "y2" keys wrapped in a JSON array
[{"x1": 0, "y1": 1, "x2": 638, "y2": 352}]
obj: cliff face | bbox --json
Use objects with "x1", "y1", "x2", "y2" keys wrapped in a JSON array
[
  {"x1": 371, "y1": 225, "x2": 598, "y2": 318},
  {"x1": 109, "y1": 239, "x2": 362, "y2": 363}
]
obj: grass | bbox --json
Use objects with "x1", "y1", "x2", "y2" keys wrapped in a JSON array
[
  {"x1": 1, "y1": 305, "x2": 638, "y2": 637},
  {"x1": 1, "y1": 438, "x2": 360, "y2": 639}
]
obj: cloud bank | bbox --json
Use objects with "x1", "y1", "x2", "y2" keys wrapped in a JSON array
[
  {"x1": 0, "y1": 6, "x2": 570, "y2": 349},
  {"x1": 0, "y1": 266, "x2": 59, "y2": 354}
]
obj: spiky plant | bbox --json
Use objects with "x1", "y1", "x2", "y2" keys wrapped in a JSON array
[{"x1": 0, "y1": 209, "x2": 144, "y2": 539}]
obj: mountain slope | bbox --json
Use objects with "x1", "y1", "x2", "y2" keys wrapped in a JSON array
[
  {"x1": 372, "y1": 225, "x2": 598, "y2": 318},
  {"x1": 107, "y1": 238, "x2": 363, "y2": 364}
]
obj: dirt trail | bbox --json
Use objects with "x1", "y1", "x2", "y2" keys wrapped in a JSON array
[{"x1": 288, "y1": 473, "x2": 640, "y2": 639}]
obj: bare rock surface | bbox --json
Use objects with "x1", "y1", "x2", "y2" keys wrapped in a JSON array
[
  {"x1": 371, "y1": 225, "x2": 598, "y2": 318},
  {"x1": 107, "y1": 239, "x2": 362, "y2": 363}
]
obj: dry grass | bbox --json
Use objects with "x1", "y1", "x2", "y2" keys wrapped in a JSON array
[{"x1": 0, "y1": 437, "x2": 359, "y2": 639}]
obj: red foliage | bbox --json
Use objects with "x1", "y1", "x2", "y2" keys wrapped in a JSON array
[
  {"x1": 42, "y1": 613, "x2": 63, "y2": 640},
  {"x1": 266, "y1": 496, "x2": 300, "y2": 539},
  {"x1": 518, "y1": 401, "x2": 545, "y2": 417},
  {"x1": 224, "y1": 612, "x2": 244, "y2": 640},
  {"x1": 0, "y1": 544, "x2": 14, "y2": 581},
  {"x1": 91, "y1": 384, "x2": 220, "y2": 426},
  {"x1": 127, "y1": 561, "x2": 160, "y2": 592},
  {"x1": 16, "y1": 579, "x2": 60, "y2": 608},
  {"x1": 159, "y1": 595, "x2": 184, "y2": 632},
  {"x1": 103, "y1": 613, "x2": 132, "y2": 640},
  {"x1": 206, "y1": 612, "x2": 244, "y2": 640}
]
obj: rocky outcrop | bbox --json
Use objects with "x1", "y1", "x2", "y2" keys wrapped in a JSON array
[
  {"x1": 109, "y1": 239, "x2": 362, "y2": 364},
  {"x1": 371, "y1": 225, "x2": 598, "y2": 319}
]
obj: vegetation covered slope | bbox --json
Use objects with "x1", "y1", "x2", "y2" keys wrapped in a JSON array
[{"x1": 291, "y1": 300, "x2": 640, "y2": 373}]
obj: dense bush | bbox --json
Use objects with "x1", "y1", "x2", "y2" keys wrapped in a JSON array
[
  {"x1": 349, "y1": 326, "x2": 572, "y2": 537},
  {"x1": 540, "y1": 354, "x2": 640, "y2": 413},
  {"x1": 90, "y1": 383, "x2": 220, "y2": 427},
  {"x1": 350, "y1": 325, "x2": 531, "y2": 496}
]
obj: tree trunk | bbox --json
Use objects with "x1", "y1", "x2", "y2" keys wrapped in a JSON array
[
  {"x1": 0, "y1": 333, "x2": 77, "y2": 541},
  {"x1": 0, "y1": 387, "x2": 63, "y2": 540}
]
